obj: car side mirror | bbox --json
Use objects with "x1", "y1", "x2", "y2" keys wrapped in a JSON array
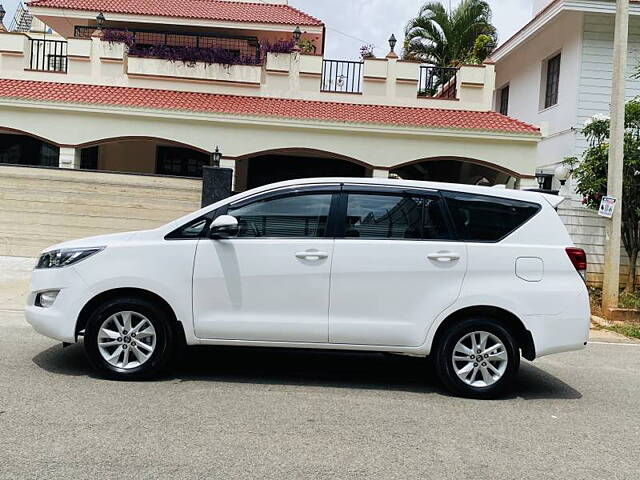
[{"x1": 209, "y1": 215, "x2": 239, "y2": 239}]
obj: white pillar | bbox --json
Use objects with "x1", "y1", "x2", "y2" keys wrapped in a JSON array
[
  {"x1": 59, "y1": 147, "x2": 81, "y2": 169},
  {"x1": 371, "y1": 169, "x2": 390, "y2": 179},
  {"x1": 220, "y1": 158, "x2": 236, "y2": 191}
]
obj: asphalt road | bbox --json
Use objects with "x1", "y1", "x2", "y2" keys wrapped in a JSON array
[{"x1": 1, "y1": 310, "x2": 640, "y2": 480}]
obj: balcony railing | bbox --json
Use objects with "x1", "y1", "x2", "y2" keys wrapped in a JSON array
[
  {"x1": 418, "y1": 66, "x2": 459, "y2": 99},
  {"x1": 321, "y1": 60, "x2": 364, "y2": 94},
  {"x1": 29, "y1": 39, "x2": 68, "y2": 73},
  {"x1": 74, "y1": 26, "x2": 261, "y2": 64}
]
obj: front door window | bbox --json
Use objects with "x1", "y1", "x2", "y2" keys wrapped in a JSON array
[{"x1": 227, "y1": 193, "x2": 333, "y2": 238}]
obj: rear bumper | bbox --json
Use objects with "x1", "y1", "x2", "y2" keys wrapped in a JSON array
[{"x1": 526, "y1": 290, "x2": 591, "y2": 358}]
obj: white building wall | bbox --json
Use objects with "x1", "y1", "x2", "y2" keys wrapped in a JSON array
[
  {"x1": 566, "y1": 13, "x2": 640, "y2": 287},
  {"x1": 494, "y1": 10, "x2": 584, "y2": 171},
  {"x1": 575, "y1": 13, "x2": 640, "y2": 155},
  {"x1": 495, "y1": 10, "x2": 640, "y2": 287}
]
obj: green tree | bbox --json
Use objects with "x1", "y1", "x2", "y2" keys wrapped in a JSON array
[
  {"x1": 570, "y1": 102, "x2": 640, "y2": 292},
  {"x1": 403, "y1": 0, "x2": 497, "y2": 66}
]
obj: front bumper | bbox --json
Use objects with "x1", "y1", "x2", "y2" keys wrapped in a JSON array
[{"x1": 25, "y1": 266, "x2": 92, "y2": 344}]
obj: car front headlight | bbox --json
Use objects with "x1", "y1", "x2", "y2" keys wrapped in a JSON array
[{"x1": 36, "y1": 247, "x2": 105, "y2": 269}]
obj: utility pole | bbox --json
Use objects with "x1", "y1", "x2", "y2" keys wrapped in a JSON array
[{"x1": 602, "y1": 0, "x2": 629, "y2": 315}]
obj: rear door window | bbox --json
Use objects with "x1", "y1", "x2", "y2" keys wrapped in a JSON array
[
  {"x1": 443, "y1": 191, "x2": 540, "y2": 242},
  {"x1": 342, "y1": 193, "x2": 451, "y2": 240}
]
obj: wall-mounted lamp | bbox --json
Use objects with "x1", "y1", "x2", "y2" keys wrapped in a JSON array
[
  {"x1": 96, "y1": 12, "x2": 105, "y2": 30},
  {"x1": 211, "y1": 146, "x2": 222, "y2": 167},
  {"x1": 293, "y1": 26, "x2": 302, "y2": 44}
]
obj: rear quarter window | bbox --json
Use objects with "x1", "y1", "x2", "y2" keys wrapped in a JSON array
[{"x1": 443, "y1": 191, "x2": 541, "y2": 242}]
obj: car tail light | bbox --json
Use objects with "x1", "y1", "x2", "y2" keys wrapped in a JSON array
[{"x1": 566, "y1": 247, "x2": 587, "y2": 280}]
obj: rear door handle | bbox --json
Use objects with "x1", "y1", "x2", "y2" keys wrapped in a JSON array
[
  {"x1": 296, "y1": 251, "x2": 329, "y2": 261},
  {"x1": 427, "y1": 252, "x2": 461, "y2": 262}
]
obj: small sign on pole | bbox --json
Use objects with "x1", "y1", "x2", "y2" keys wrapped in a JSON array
[{"x1": 598, "y1": 196, "x2": 617, "y2": 219}]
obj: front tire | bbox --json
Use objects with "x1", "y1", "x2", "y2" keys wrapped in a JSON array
[
  {"x1": 434, "y1": 317, "x2": 520, "y2": 399},
  {"x1": 84, "y1": 297, "x2": 175, "y2": 380}
]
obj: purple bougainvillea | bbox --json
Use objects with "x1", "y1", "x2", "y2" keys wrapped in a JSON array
[
  {"x1": 102, "y1": 29, "x2": 135, "y2": 48},
  {"x1": 128, "y1": 44, "x2": 260, "y2": 67},
  {"x1": 259, "y1": 39, "x2": 296, "y2": 56},
  {"x1": 102, "y1": 28, "x2": 262, "y2": 67}
]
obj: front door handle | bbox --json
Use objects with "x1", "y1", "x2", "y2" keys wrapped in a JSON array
[
  {"x1": 296, "y1": 251, "x2": 329, "y2": 261},
  {"x1": 427, "y1": 252, "x2": 461, "y2": 262}
]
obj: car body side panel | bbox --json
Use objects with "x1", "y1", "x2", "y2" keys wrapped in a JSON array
[
  {"x1": 421, "y1": 201, "x2": 591, "y2": 358},
  {"x1": 71, "y1": 235, "x2": 200, "y2": 343},
  {"x1": 329, "y1": 240, "x2": 468, "y2": 347}
]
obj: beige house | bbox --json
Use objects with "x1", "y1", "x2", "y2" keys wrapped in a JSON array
[{"x1": 0, "y1": 0, "x2": 541, "y2": 256}]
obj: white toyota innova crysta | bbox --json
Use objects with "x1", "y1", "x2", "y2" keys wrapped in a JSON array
[{"x1": 26, "y1": 178, "x2": 591, "y2": 399}]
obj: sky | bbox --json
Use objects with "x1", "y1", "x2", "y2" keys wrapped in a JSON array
[
  {"x1": 1, "y1": 0, "x2": 536, "y2": 60},
  {"x1": 291, "y1": 0, "x2": 535, "y2": 59}
]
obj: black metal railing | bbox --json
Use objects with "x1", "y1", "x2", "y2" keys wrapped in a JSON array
[
  {"x1": 321, "y1": 60, "x2": 364, "y2": 94},
  {"x1": 418, "y1": 66, "x2": 459, "y2": 99},
  {"x1": 74, "y1": 26, "x2": 261, "y2": 63},
  {"x1": 29, "y1": 39, "x2": 68, "y2": 73}
]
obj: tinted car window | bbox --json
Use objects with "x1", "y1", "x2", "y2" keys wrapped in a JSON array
[
  {"x1": 443, "y1": 191, "x2": 540, "y2": 242},
  {"x1": 344, "y1": 194, "x2": 449, "y2": 240},
  {"x1": 165, "y1": 216, "x2": 211, "y2": 240},
  {"x1": 423, "y1": 196, "x2": 450, "y2": 240},
  {"x1": 228, "y1": 193, "x2": 332, "y2": 238}
]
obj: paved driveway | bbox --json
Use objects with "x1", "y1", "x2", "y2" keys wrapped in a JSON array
[{"x1": 1, "y1": 307, "x2": 639, "y2": 479}]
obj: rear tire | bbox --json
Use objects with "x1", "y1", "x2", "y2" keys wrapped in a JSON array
[
  {"x1": 434, "y1": 317, "x2": 520, "y2": 399},
  {"x1": 84, "y1": 297, "x2": 175, "y2": 380}
]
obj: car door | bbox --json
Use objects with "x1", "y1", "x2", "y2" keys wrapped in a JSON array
[
  {"x1": 328, "y1": 186, "x2": 467, "y2": 347},
  {"x1": 192, "y1": 185, "x2": 339, "y2": 342}
]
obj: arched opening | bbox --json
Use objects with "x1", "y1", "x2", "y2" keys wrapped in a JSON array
[
  {"x1": 391, "y1": 157, "x2": 519, "y2": 187},
  {"x1": 0, "y1": 130, "x2": 212, "y2": 178},
  {"x1": 76, "y1": 137, "x2": 211, "y2": 178},
  {"x1": 0, "y1": 129, "x2": 59, "y2": 167},
  {"x1": 237, "y1": 149, "x2": 369, "y2": 190}
]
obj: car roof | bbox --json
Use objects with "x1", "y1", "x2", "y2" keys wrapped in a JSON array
[{"x1": 242, "y1": 177, "x2": 556, "y2": 204}]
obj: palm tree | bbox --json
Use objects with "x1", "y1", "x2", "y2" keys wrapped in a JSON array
[{"x1": 404, "y1": 0, "x2": 497, "y2": 66}]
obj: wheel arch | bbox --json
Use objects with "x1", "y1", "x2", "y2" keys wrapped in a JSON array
[
  {"x1": 431, "y1": 306, "x2": 536, "y2": 361},
  {"x1": 75, "y1": 287, "x2": 187, "y2": 345}
]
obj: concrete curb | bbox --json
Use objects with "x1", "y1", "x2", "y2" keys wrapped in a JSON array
[
  {"x1": 591, "y1": 315, "x2": 611, "y2": 328},
  {"x1": 590, "y1": 315, "x2": 640, "y2": 344}
]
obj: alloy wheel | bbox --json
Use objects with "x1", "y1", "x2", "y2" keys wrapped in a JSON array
[
  {"x1": 451, "y1": 331, "x2": 508, "y2": 388},
  {"x1": 97, "y1": 311, "x2": 157, "y2": 370}
]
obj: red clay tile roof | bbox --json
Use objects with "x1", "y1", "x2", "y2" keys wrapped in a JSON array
[
  {"x1": 27, "y1": 0, "x2": 323, "y2": 26},
  {"x1": 0, "y1": 79, "x2": 540, "y2": 135}
]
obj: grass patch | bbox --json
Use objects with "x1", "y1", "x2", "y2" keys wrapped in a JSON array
[
  {"x1": 589, "y1": 288, "x2": 640, "y2": 316},
  {"x1": 620, "y1": 292, "x2": 640, "y2": 310},
  {"x1": 604, "y1": 323, "x2": 640, "y2": 340}
]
